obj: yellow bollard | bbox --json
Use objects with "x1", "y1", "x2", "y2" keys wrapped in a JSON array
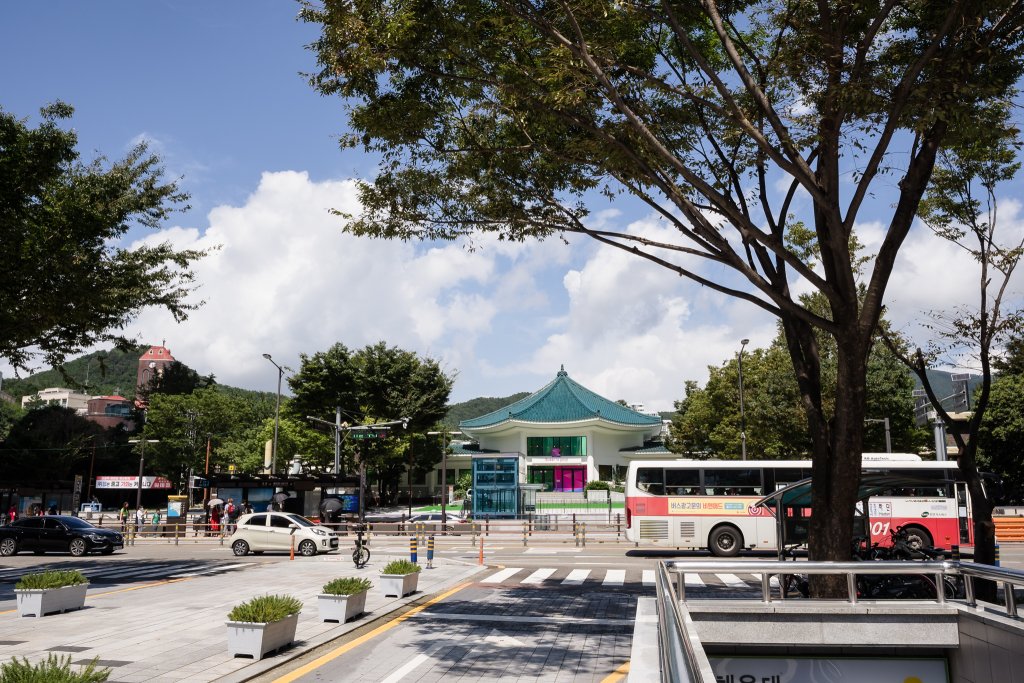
[{"x1": 478, "y1": 536, "x2": 484, "y2": 565}]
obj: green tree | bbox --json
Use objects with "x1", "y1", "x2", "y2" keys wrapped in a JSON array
[
  {"x1": 883, "y1": 102, "x2": 1024, "y2": 585},
  {"x1": 140, "y1": 388, "x2": 274, "y2": 487},
  {"x1": 288, "y1": 342, "x2": 454, "y2": 504},
  {"x1": 0, "y1": 406, "x2": 115, "y2": 483},
  {"x1": 0, "y1": 400, "x2": 23, "y2": 443},
  {"x1": 302, "y1": 1, "x2": 1024, "y2": 577},
  {"x1": 669, "y1": 340, "x2": 923, "y2": 458},
  {"x1": 0, "y1": 103, "x2": 208, "y2": 371},
  {"x1": 139, "y1": 361, "x2": 214, "y2": 399}
]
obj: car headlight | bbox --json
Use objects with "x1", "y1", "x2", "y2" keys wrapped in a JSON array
[
  {"x1": 312, "y1": 528, "x2": 328, "y2": 536},
  {"x1": 86, "y1": 533, "x2": 106, "y2": 541}
]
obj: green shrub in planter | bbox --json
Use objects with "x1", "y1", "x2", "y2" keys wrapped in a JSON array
[
  {"x1": 227, "y1": 595, "x2": 302, "y2": 623},
  {"x1": 381, "y1": 559, "x2": 421, "y2": 575},
  {"x1": 322, "y1": 577, "x2": 372, "y2": 596},
  {"x1": 0, "y1": 654, "x2": 109, "y2": 682},
  {"x1": 15, "y1": 570, "x2": 88, "y2": 590}
]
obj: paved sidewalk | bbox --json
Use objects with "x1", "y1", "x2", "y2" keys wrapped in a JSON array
[{"x1": 0, "y1": 551, "x2": 485, "y2": 683}]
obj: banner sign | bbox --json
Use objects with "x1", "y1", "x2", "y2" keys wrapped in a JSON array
[
  {"x1": 710, "y1": 656, "x2": 948, "y2": 683},
  {"x1": 96, "y1": 476, "x2": 173, "y2": 490}
]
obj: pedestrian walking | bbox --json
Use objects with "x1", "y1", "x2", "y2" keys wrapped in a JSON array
[
  {"x1": 150, "y1": 509, "x2": 161, "y2": 535},
  {"x1": 224, "y1": 498, "x2": 236, "y2": 533},
  {"x1": 135, "y1": 505, "x2": 145, "y2": 531},
  {"x1": 119, "y1": 502, "x2": 129, "y2": 532}
]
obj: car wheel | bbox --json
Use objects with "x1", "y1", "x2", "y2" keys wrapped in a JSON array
[
  {"x1": 232, "y1": 540, "x2": 250, "y2": 556},
  {"x1": 0, "y1": 538, "x2": 17, "y2": 556},
  {"x1": 298, "y1": 539, "x2": 317, "y2": 557},
  {"x1": 69, "y1": 538, "x2": 88, "y2": 557}
]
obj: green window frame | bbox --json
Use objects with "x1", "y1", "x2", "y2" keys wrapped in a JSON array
[{"x1": 527, "y1": 436, "x2": 587, "y2": 457}]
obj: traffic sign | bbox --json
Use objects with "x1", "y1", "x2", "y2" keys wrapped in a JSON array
[{"x1": 351, "y1": 430, "x2": 387, "y2": 440}]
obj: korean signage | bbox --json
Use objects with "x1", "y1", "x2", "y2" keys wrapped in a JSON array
[
  {"x1": 668, "y1": 497, "x2": 764, "y2": 516},
  {"x1": 95, "y1": 476, "x2": 173, "y2": 490},
  {"x1": 710, "y1": 656, "x2": 948, "y2": 683}
]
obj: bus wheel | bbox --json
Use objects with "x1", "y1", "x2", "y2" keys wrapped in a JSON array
[
  {"x1": 902, "y1": 526, "x2": 932, "y2": 551},
  {"x1": 709, "y1": 525, "x2": 743, "y2": 557}
]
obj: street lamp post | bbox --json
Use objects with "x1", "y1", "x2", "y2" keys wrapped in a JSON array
[
  {"x1": 262, "y1": 354, "x2": 286, "y2": 476},
  {"x1": 865, "y1": 418, "x2": 892, "y2": 453},
  {"x1": 738, "y1": 338, "x2": 749, "y2": 461},
  {"x1": 428, "y1": 430, "x2": 461, "y2": 524},
  {"x1": 128, "y1": 438, "x2": 159, "y2": 509}
]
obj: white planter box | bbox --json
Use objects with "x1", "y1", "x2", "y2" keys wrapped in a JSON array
[
  {"x1": 380, "y1": 572, "x2": 420, "y2": 598},
  {"x1": 226, "y1": 612, "x2": 299, "y2": 660},
  {"x1": 15, "y1": 583, "x2": 89, "y2": 618},
  {"x1": 318, "y1": 591, "x2": 368, "y2": 623}
]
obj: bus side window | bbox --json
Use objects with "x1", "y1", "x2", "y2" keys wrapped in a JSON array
[
  {"x1": 665, "y1": 469, "x2": 700, "y2": 496},
  {"x1": 637, "y1": 467, "x2": 665, "y2": 495}
]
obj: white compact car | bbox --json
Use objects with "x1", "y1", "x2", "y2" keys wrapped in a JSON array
[{"x1": 229, "y1": 512, "x2": 339, "y2": 556}]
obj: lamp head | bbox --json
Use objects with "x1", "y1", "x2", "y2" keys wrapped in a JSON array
[
  {"x1": 262, "y1": 353, "x2": 272, "y2": 360},
  {"x1": 741, "y1": 338, "x2": 749, "y2": 346}
]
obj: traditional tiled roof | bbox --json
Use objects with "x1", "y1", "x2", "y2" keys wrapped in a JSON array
[
  {"x1": 449, "y1": 442, "x2": 499, "y2": 455},
  {"x1": 619, "y1": 443, "x2": 672, "y2": 454},
  {"x1": 459, "y1": 366, "x2": 663, "y2": 429}
]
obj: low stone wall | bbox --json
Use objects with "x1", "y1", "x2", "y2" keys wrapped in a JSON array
[{"x1": 950, "y1": 606, "x2": 1024, "y2": 682}]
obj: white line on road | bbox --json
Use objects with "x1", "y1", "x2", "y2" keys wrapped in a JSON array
[
  {"x1": 602, "y1": 570, "x2": 625, "y2": 586},
  {"x1": 380, "y1": 653, "x2": 430, "y2": 683},
  {"x1": 561, "y1": 569, "x2": 590, "y2": 585},
  {"x1": 522, "y1": 567, "x2": 557, "y2": 584},
  {"x1": 524, "y1": 548, "x2": 582, "y2": 554},
  {"x1": 642, "y1": 570, "x2": 655, "y2": 585},
  {"x1": 480, "y1": 567, "x2": 523, "y2": 583},
  {"x1": 717, "y1": 573, "x2": 750, "y2": 588},
  {"x1": 684, "y1": 574, "x2": 705, "y2": 588}
]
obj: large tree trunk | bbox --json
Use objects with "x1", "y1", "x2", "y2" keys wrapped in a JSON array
[
  {"x1": 807, "y1": 339, "x2": 868, "y2": 596},
  {"x1": 960, "y1": 444, "x2": 998, "y2": 602}
]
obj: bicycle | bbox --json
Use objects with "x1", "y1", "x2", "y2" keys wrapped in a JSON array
[{"x1": 352, "y1": 523, "x2": 370, "y2": 568}]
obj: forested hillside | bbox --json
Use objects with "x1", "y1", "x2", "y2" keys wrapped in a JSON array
[
  {"x1": 2, "y1": 347, "x2": 146, "y2": 399},
  {"x1": 443, "y1": 392, "x2": 531, "y2": 428}
]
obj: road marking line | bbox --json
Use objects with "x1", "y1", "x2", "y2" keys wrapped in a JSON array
[
  {"x1": 717, "y1": 573, "x2": 749, "y2": 588},
  {"x1": 271, "y1": 581, "x2": 472, "y2": 683},
  {"x1": 522, "y1": 568, "x2": 557, "y2": 584},
  {"x1": 684, "y1": 574, "x2": 705, "y2": 588},
  {"x1": 480, "y1": 567, "x2": 523, "y2": 583},
  {"x1": 562, "y1": 569, "x2": 590, "y2": 585},
  {"x1": 642, "y1": 570, "x2": 655, "y2": 585},
  {"x1": 601, "y1": 660, "x2": 631, "y2": 682},
  {"x1": 380, "y1": 653, "x2": 430, "y2": 683},
  {"x1": 603, "y1": 570, "x2": 625, "y2": 586}
]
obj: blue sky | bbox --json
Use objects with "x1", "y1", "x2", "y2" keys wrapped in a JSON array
[{"x1": 2, "y1": 2, "x2": 1017, "y2": 411}]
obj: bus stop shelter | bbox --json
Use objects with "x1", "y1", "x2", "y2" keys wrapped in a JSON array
[{"x1": 754, "y1": 474, "x2": 953, "y2": 560}]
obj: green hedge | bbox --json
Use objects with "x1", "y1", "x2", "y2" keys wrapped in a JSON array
[
  {"x1": 227, "y1": 594, "x2": 302, "y2": 623},
  {"x1": 381, "y1": 559, "x2": 421, "y2": 575},
  {"x1": 15, "y1": 570, "x2": 88, "y2": 590},
  {"x1": 0, "y1": 654, "x2": 109, "y2": 682},
  {"x1": 322, "y1": 577, "x2": 372, "y2": 596}
]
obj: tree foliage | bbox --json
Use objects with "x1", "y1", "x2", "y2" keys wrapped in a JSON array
[
  {"x1": 288, "y1": 342, "x2": 454, "y2": 503},
  {"x1": 669, "y1": 337, "x2": 924, "y2": 458},
  {"x1": 302, "y1": 0, "x2": 1024, "y2": 573},
  {"x1": 0, "y1": 103, "x2": 208, "y2": 371}
]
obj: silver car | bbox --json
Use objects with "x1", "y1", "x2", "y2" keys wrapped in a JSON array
[{"x1": 229, "y1": 512, "x2": 339, "y2": 556}]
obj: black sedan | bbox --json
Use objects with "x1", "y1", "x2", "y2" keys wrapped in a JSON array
[{"x1": 0, "y1": 515, "x2": 124, "y2": 556}]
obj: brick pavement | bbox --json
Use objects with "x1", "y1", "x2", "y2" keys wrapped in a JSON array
[{"x1": 0, "y1": 551, "x2": 484, "y2": 683}]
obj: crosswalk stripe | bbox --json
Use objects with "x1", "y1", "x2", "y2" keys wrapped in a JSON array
[
  {"x1": 562, "y1": 569, "x2": 590, "y2": 585},
  {"x1": 481, "y1": 567, "x2": 523, "y2": 583},
  {"x1": 522, "y1": 568, "x2": 557, "y2": 584},
  {"x1": 683, "y1": 574, "x2": 705, "y2": 588},
  {"x1": 642, "y1": 570, "x2": 655, "y2": 585},
  {"x1": 169, "y1": 562, "x2": 249, "y2": 578},
  {"x1": 603, "y1": 570, "x2": 626, "y2": 586},
  {"x1": 717, "y1": 573, "x2": 750, "y2": 588}
]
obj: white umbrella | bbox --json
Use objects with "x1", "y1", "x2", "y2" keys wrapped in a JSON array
[
  {"x1": 272, "y1": 492, "x2": 290, "y2": 503},
  {"x1": 207, "y1": 498, "x2": 224, "y2": 507}
]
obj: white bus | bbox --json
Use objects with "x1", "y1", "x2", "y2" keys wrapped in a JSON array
[{"x1": 624, "y1": 455, "x2": 975, "y2": 556}]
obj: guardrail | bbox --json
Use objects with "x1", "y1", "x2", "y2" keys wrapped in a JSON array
[
  {"x1": 655, "y1": 559, "x2": 1024, "y2": 683},
  {"x1": 663, "y1": 558, "x2": 1024, "y2": 617}
]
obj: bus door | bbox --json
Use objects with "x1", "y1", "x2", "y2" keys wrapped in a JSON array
[{"x1": 955, "y1": 481, "x2": 971, "y2": 544}]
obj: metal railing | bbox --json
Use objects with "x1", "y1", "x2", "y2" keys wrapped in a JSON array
[
  {"x1": 655, "y1": 559, "x2": 1024, "y2": 682},
  {"x1": 662, "y1": 558, "x2": 1024, "y2": 617},
  {"x1": 654, "y1": 560, "x2": 704, "y2": 683}
]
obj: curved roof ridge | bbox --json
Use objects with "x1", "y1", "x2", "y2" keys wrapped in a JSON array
[{"x1": 459, "y1": 367, "x2": 662, "y2": 429}]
